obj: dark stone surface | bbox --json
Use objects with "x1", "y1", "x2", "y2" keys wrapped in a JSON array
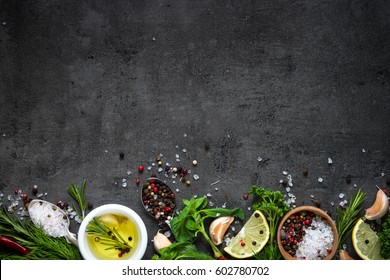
[{"x1": 1, "y1": 0, "x2": 390, "y2": 259}]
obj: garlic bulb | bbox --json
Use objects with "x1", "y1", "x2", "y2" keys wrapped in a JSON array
[
  {"x1": 209, "y1": 216, "x2": 234, "y2": 245},
  {"x1": 364, "y1": 188, "x2": 389, "y2": 220},
  {"x1": 153, "y1": 230, "x2": 172, "y2": 253}
]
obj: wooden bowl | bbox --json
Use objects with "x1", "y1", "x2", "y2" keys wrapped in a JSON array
[{"x1": 277, "y1": 206, "x2": 338, "y2": 260}]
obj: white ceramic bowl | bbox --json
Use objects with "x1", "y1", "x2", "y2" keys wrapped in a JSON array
[{"x1": 78, "y1": 204, "x2": 148, "y2": 260}]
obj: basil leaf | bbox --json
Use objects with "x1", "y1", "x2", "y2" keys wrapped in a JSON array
[{"x1": 201, "y1": 207, "x2": 245, "y2": 220}]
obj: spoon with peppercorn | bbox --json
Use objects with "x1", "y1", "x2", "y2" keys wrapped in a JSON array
[
  {"x1": 141, "y1": 178, "x2": 176, "y2": 227},
  {"x1": 28, "y1": 199, "x2": 78, "y2": 247}
]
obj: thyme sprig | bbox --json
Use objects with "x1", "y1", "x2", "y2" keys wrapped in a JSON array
[
  {"x1": 86, "y1": 217, "x2": 132, "y2": 254},
  {"x1": 336, "y1": 188, "x2": 366, "y2": 248},
  {"x1": 68, "y1": 179, "x2": 87, "y2": 220}
]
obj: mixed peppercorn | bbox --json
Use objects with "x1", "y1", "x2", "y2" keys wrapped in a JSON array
[
  {"x1": 280, "y1": 210, "x2": 316, "y2": 257},
  {"x1": 141, "y1": 178, "x2": 176, "y2": 222}
]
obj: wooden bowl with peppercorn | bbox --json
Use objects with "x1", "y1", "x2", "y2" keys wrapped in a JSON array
[{"x1": 277, "y1": 206, "x2": 339, "y2": 260}]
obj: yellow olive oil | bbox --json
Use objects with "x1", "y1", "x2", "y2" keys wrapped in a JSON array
[{"x1": 87, "y1": 213, "x2": 139, "y2": 259}]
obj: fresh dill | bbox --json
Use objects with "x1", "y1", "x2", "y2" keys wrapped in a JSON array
[{"x1": 0, "y1": 207, "x2": 81, "y2": 260}]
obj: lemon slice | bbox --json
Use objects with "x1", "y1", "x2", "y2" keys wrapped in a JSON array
[
  {"x1": 352, "y1": 218, "x2": 383, "y2": 260},
  {"x1": 224, "y1": 210, "x2": 270, "y2": 259}
]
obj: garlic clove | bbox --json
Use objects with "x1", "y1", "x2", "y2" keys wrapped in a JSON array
[
  {"x1": 339, "y1": 249, "x2": 353, "y2": 260},
  {"x1": 209, "y1": 216, "x2": 234, "y2": 245},
  {"x1": 153, "y1": 230, "x2": 172, "y2": 253},
  {"x1": 364, "y1": 188, "x2": 389, "y2": 220}
]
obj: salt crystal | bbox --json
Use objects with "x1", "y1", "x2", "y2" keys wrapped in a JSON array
[
  {"x1": 330, "y1": 202, "x2": 335, "y2": 206},
  {"x1": 318, "y1": 177, "x2": 324, "y2": 183},
  {"x1": 279, "y1": 179, "x2": 284, "y2": 184},
  {"x1": 208, "y1": 201, "x2": 214, "y2": 207},
  {"x1": 182, "y1": 149, "x2": 187, "y2": 153},
  {"x1": 175, "y1": 188, "x2": 180, "y2": 192},
  {"x1": 206, "y1": 193, "x2": 211, "y2": 197},
  {"x1": 381, "y1": 172, "x2": 385, "y2": 177},
  {"x1": 282, "y1": 171, "x2": 288, "y2": 175},
  {"x1": 122, "y1": 178, "x2": 127, "y2": 182},
  {"x1": 175, "y1": 154, "x2": 180, "y2": 159},
  {"x1": 295, "y1": 216, "x2": 334, "y2": 260},
  {"x1": 339, "y1": 193, "x2": 345, "y2": 199},
  {"x1": 310, "y1": 194, "x2": 315, "y2": 198},
  {"x1": 222, "y1": 202, "x2": 227, "y2": 208},
  {"x1": 328, "y1": 158, "x2": 333, "y2": 165},
  {"x1": 247, "y1": 206, "x2": 252, "y2": 211},
  {"x1": 121, "y1": 182, "x2": 127, "y2": 188},
  {"x1": 127, "y1": 170, "x2": 132, "y2": 175},
  {"x1": 286, "y1": 187, "x2": 291, "y2": 192},
  {"x1": 193, "y1": 174, "x2": 200, "y2": 180},
  {"x1": 257, "y1": 156, "x2": 262, "y2": 162},
  {"x1": 176, "y1": 158, "x2": 180, "y2": 162},
  {"x1": 362, "y1": 148, "x2": 366, "y2": 153},
  {"x1": 214, "y1": 187, "x2": 219, "y2": 191},
  {"x1": 147, "y1": 166, "x2": 152, "y2": 171},
  {"x1": 158, "y1": 167, "x2": 163, "y2": 173}
]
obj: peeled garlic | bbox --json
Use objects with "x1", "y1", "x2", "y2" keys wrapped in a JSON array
[
  {"x1": 153, "y1": 230, "x2": 172, "y2": 253},
  {"x1": 209, "y1": 216, "x2": 234, "y2": 245},
  {"x1": 364, "y1": 188, "x2": 389, "y2": 220}
]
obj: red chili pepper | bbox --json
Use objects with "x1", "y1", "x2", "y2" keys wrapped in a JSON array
[
  {"x1": 0, "y1": 235, "x2": 29, "y2": 255},
  {"x1": 216, "y1": 255, "x2": 227, "y2": 260}
]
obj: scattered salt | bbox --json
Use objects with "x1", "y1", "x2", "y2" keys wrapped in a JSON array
[
  {"x1": 318, "y1": 177, "x2": 324, "y2": 183},
  {"x1": 328, "y1": 158, "x2": 333, "y2": 165},
  {"x1": 193, "y1": 174, "x2": 200, "y2": 180},
  {"x1": 339, "y1": 193, "x2": 345, "y2": 199}
]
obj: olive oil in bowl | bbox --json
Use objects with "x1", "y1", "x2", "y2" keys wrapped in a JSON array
[
  {"x1": 86, "y1": 213, "x2": 139, "y2": 260},
  {"x1": 78, "y1": 204, "x2": 148, "y2": 260}
]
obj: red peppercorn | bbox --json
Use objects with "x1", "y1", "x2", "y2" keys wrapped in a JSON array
[
  {"x1": 150, "y1": 183, "x2": 156, "y2": 189},
  {"x1": 118, "y1": 253, "x2": 123, "y2": 258},
  {"x1": 170, "y1": 193, "x2": 175, "y2": 199},
  {"x1": 21, "y1": 194, "x2": 28, "y2": 200},
  {"x1": 183, "y1": 169, "x2": 188, "y2": 175},
  {"x1": 138, "y1": 165, "x2": 144, "y2": 173},
  {"x1": 243, "y1": 194, "x2": 249, "y2": 200},
  {"x1": 240, "y1": 240, "x2": 245, "y2": 247},
  {"x1": 135, "y1": 179, "x2": 141, "y2": 186},
  {"x1": 14, "y1": 189, "x2": 20, "y2": 195},
  {"x1": 165, "y1": 206, "x2": 171, "y2": 212},
  {"x1": 153, "y1": 187, "x2": 158, "y2": 192}
]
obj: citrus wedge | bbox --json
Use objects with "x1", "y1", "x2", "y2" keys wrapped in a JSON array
[
  {"x1": 352, "y1": 218, "x2": 383, "y2": 260},
  {"x1": 224, "y1": 210, "x2": 269, "y2": 259}
]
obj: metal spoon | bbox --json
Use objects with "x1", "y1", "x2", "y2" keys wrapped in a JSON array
[
  {"x1": 28, "y1": 199, "x2": 78, "y2": 247},
  {"x1": 140, "y1": 177, "x2": 176, "y2": 227}
]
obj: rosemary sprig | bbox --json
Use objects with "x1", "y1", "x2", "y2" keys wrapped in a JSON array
[
  {"x1": 86, "y1": 217, "x2": 132, "y2": 255},
  {"x1": 336, "y1": 188, "x2": 366, "y2": 248},
  {"x1": 68, "y1": 179, "x2": 87, "y2": 220}
]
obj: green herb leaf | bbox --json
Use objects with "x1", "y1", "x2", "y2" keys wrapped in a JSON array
[
  {"x1": 68, "y1": 179, "x2": 88, "y2": 220},
  {"x1": 152, "y1": 242, "x2": 214, "y2": 260}
]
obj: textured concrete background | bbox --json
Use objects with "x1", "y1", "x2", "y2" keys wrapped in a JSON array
[{"x1": 1, "y1": 0, "x2": 390, "y2": 259}]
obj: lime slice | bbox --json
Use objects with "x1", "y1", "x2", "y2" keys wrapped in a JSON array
[
  {"x1": 352, "y1": 218, "x2": 383, "y2": 260},
  {"x1": 224, "y1": 210, "x2": 269, "y2": 259}
]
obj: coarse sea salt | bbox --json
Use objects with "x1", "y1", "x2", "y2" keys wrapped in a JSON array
[{"x1": 295, "y1": 216, "x2": 334, "y2": 260}]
